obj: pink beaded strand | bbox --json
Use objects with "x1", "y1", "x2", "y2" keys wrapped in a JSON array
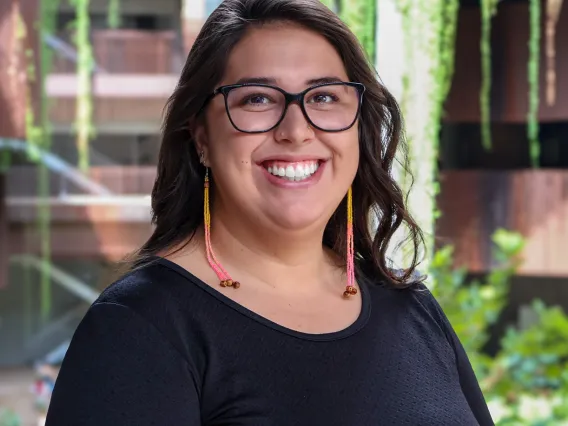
[{"x1": 203, "y1": 168, "x2": 240, "y2": 289}]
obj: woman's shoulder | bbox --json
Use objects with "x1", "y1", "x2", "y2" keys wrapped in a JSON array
[
  {"x1": 86, "y1": 259, "x2": 205, "y2": 360},
  {"x1": 365, "y1": 270, "x2": 452, "y2": 337},
  {"x1": 95, "y1": 258, "x2": 196, "y2": 311}
]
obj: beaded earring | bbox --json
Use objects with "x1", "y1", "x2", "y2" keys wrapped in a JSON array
[
  {"x1": 203, "y1": 163, "x2": 240, "y2": 289},
  {"x1": 344, "y1": 186, "x2": 358, "y2": 298}
]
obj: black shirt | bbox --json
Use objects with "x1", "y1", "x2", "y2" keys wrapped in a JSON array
[{"x1": 46, "y1": 258, "x2": 494, "y2": 425}]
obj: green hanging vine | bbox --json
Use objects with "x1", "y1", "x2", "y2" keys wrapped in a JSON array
[
  {"x1": 70, "y1": 0, "x2": 94, "y2": 171},
  {"x1": 528, "y1": 0, "x2": 541, "y2": 167},
  {"x1": 480, "y1": 0, "x2": 499, "y2": 150},
  {"x1": 107, "y1": 0, "x2": 121, "y2": 29},
  {"x1": 14, "y1": 0, "x2": 95, "y2": 319},
  {"x1": 386, "y1": 0, "x2": 460, "y2": 269},
  {"x1": 339, "y1": 0, "x2": 377, "y2": 63},
  {"x1": 35, "y1": 0, "x2": 61, "y2": 320}
]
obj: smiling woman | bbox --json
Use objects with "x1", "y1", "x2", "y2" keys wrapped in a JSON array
[{"x1": 45, "y1": 1, "x2": 494, "y2": 425}]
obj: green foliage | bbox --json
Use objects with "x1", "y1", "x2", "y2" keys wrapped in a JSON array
[
  {"x1": 36, "y1": 0, "x2": 62, "y2": 320},
  {"x1": 384, "y1": 0, "x2": 460, "y2": 270},
  {"x1": 431, "y1": 229, "x2": 523, "y2": 376},
  {"x1": 319, "y1": 0, "x2": 337, "y2": 11},
  {"x1": 527, "y1": 0, "x2": 541, "y2": 167},
  {"x1": 499, "y1": 300, "x2": 568, "y2": 392},
  {"x1": 0, "y1": 409, "x2": 21, "y2": 426},
  {"x1": 432, "y1": 230, "x2": 568, "y2": 424},
  {"x1": 427, "y1": 0, "x2": 460, "y2": 198},
  {"x1": 69, "y1": 0, "x2": 95, "y2": 171},
  {"x1": 339, "y1": 0, "x2": 376, "y2": 63},
  {"x1": 480, "y1": 0, "x2": 499, "y2": 150},
  {"x1": 107, "y1": 0, "x2": 121, "y2": 29}
]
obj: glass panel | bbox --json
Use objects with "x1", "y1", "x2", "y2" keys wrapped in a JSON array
[{"x1": 206, "y1": 0, "x2": 223, "y2": 15}]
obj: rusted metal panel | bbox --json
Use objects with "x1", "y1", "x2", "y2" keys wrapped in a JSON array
[
  {"x1": 443, "y1": 6, "x2": 482, "y2": 123},
  {"x1": 7, "y1": 198, "x2": 152, "y2": 223},
  {"x1": 436, "y1": 171, "x2": 485, "y2": 270},
  {"x1": 49, "y1": 97, "x2": 167, "y2": 129},
  {"x1": 6, "y1": 166, "x2": 156, "y2": 196},
  {"x1": 9, "y1": 221, "x2": 153, "y2": 260},
  {"x1": 52, "y1": 30, "x2": 179, "y2": 74},
  {"x1": 438, "y1": 170, "x2": 568, "y2": 276},
  {"x1": 0, "y1": 0, "x2": 34, "y2": 139},
  {"x1": 0, "y1": 0, "x2": 38, "y2": 289}
]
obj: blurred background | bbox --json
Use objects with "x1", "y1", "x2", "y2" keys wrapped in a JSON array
[{"x1": 0, "y1": 0, "x2": 567, "y2": 425}]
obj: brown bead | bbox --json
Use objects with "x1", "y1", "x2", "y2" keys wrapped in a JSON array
[
  {"x1": 348, "y1": 286, "x2": 358, "y2": 295},
  {"x1": 233, "y1": 281, "x2": 241, "y2": 289},
  {"x1": 343, "y1": 291, "x2": 351, "y2": 298},
  {"x1": 225, "y1": 280, "x2": 233, "y2": 287},
  {"x1": 220, "y1": 280, "x2": 227, "y2": 288}
]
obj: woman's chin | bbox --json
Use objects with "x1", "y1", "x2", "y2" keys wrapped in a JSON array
[{"x1": 264, "y1": 208, "x2": 328, "y2": 234}]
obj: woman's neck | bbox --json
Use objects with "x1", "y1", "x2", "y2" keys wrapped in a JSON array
[{"x1": 208, "y1": 206, "x2": 339, "y2": 292}]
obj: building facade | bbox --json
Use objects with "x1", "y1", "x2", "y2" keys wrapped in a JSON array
[{"x1": 1, "y1": 0, "x2": 567, "y2": 367}]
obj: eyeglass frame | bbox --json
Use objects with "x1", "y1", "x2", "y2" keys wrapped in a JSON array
[{"x1": 200, "y1": 81, "x2": 366, "y2": 134}]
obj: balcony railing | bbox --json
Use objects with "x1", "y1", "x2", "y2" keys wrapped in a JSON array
[
  {"x1": 51, "y1": 30, "x2": 181, "y2": 74},
  {"x1": 6, "y1": 165, "x2": 155, "y2": 197}
]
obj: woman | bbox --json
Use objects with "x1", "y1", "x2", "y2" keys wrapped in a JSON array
[{"x1": 46, "y1": 0, "x2": 494, "y2": 425}]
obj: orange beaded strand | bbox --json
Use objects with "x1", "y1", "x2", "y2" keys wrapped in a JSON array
[{"x1": 203, "y1": 168, "x2": 240, "y2": 289}]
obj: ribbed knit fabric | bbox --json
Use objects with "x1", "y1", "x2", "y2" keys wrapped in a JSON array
[{"x1": 46, "y1": 257, "x2": 494, "y2": 426}]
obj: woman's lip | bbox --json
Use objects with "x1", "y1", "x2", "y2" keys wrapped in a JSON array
[
  {"x1": 256, "y1": 155, "x2": 327, "y2": 164},
  {"x1": 258, "y1": 161, "x2": 326, "y2": 188}
]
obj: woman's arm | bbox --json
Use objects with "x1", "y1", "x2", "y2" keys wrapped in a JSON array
[
  {"x1": 419, "y1": 288, "x2": 495, "y2": 426},
  {"x1": 45, "y1": 302, "x2": 201, "y2": 426}
]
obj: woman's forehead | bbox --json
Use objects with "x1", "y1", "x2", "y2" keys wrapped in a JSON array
[{"x1": 221, "y1": 25, "x2": 348, "y2": 89}]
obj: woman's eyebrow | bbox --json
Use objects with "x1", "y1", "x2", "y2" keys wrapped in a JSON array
[
  {"x1": 234, "y1": 76, "x2": 278, "y2": 85},
  {"x1": 233, "y1": 76, "x2": 345, "y2": 86}
]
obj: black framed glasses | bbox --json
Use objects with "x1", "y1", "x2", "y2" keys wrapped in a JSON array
[{"x1": 204, "y1": 82, "x2": 366, "y2": 133}]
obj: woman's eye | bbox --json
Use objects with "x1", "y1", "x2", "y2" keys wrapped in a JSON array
[
  {"x1": 309, "y1": 93, "x2": 337, "y2": 104},
  {"x1": 244, "y1": 95, "x2": 271, "y2": 105}
]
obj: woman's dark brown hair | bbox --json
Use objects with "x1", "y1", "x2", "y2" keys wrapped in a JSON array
[{"x1": 134, "y1": 0, "x2": 425, "y2": 287}]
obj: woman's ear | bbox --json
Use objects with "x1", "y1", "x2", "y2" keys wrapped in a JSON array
[{"x1": 192, "y1": 120, "x2": 210, "y2": 167}]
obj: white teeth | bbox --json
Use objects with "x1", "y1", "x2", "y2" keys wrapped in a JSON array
[{"x1": 265, "y1": 161, "x2": 320, "y2": 181}]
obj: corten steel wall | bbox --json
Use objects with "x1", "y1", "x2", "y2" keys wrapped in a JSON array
[
  {"x1": 445, "y1": 1, "x2": 568, "y2": 123},
  {"x1": 438, "y1": 1, "x2": 568, "y2": 276},
  {"x1": 0, "y1": 0, "x2": 30, "y2": 139},
  {"x1": 437, "y1": 170, "x2": 568, "y2": 277},
  {"x1": 0, "y1": 0, "x2": 38, "y2": 289}
]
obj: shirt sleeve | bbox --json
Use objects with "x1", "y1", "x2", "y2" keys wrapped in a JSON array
[
  {"x1": 45, "y1": 302, "x2": 202, "y2": 426},
  {"x1": 422, "y1": 289, "x2": 495, "y2": 426}
]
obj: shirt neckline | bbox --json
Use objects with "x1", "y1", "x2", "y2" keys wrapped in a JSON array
[{"x1": 151, "y1": 256, "x2": 372, "y2": 342}]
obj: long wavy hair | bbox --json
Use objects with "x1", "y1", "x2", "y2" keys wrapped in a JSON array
[{"x1": 132, "y1": 0, "x2": 425, "y2": 287}]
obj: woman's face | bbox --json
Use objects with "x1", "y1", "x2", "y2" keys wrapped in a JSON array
[{"x1": 198, "y1": 23, "x2": 360, "y2": 234}]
